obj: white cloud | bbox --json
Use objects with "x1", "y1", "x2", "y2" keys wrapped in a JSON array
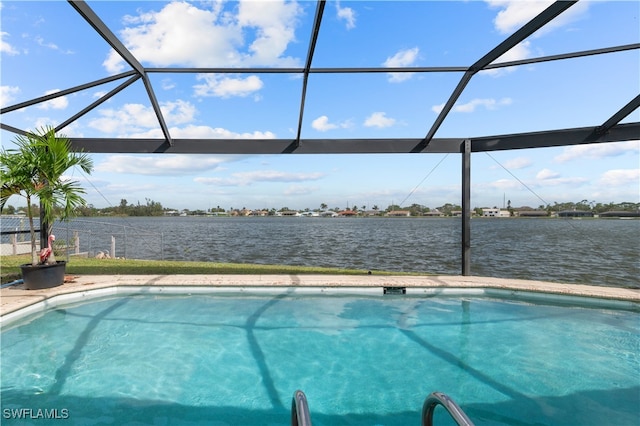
[
  {"x1": 1, "y1": 31, "x2": 19, "y2": 55},
  {"x1": 363, "y1": 112, "x2": 396, "y2": 128},
  {"x1": 284, "y1": 184, "x2": 317, "y2": 196},
  {"x1": 493, "y1": 40, "x2": 532, "y2": 64},
  {"x1": 488, "y1": 178, "x2": 523, "y2": 191},
  {"x1": 96, "y1": 154, "x2": 227, "y2": 176},
  {"x1": 483, "y1": 1, "x2": 590, "y2": 74},
  {"x1": 104, "y1": 0, "x2": 302, "y2": 73},
  {"x1": 536, "y1": 168, "x2": 560, "y2": 180},
  {"x1": 104, "y1": 182, "x2": 158, "y2": 195},
  {"x1": 192, "y1": 176, "x2": 233, "y2": 186},
  {"x1": 130, "y1": 125, "x2": 276, "y2": 140},
  {"x1": 311, "y1": 115, "x2": 352, "y2": 132},
  {"x1": 237, "y1": 0, "x2": 302, "y2": 65},
  {"x1": 237, "y1": 170, "x2": 325, "y2": 183},
  {"x1": 161, "y1": 78, "x2": 176, "y2": 90},
  {"x1": 484, "y1": 41, "x2": 533, "y2": 75},
  {"x1": 502, "y1": 156, "x2": 532, "y2": 170},
  {"x1": 160, "y1": 100, "x2": 197, "y2": 125},
  {"x1": 432, "y1": 97, "x2": 512, "y2": 114},
  {"x1": 530, "y1": 169, "x2": 589, "y2": 187},
  {"x1": 195, "y1": 170, "x2": 325, "y2": 187},
  {"x1": 32, "y1": 117, "x2": 59, "y2": 130},
  {"x1": 31, "y1": 35, "x2": 74, "y2": 55},
  {"x1": 34, "y1": 36, "x2": 57, "y2": 51},
  {"x1": 486, "y1": 1, "x2": 553, "y2": 34},
  {"x1": 57, "y1": 122, "x2": 83, "y2": 138},
  {"x1": 89, "y1": 103, "x2": 160, "y2": 134},
  {"x1": 36, "y1": 89, "x2": 69, "y2": 110},
  {"x1": 554, "y1": 141, "x2": 640, "y2": 163},
  {"x1": 599, "y1": 169, "x2": 640, "y2": 187},
  {"x1": 312, "y1": 116, "x2": 337, "y2": 131},
  {"x1": 537, "y1": 176, "x2": 588, "y2": 187},
  {"x1": 383, "y1": 47, "x2": 419, "y2": 82},
  {"x1": 480, "y1": 175, "x2": 587, "y2": 200},
  {"x1": 0, "y1": 85, "x2": 20, "y2": 107},
  {"x1": 336, "y1": 1, "x2": 356, "y2": 30},
  {"x1": 193, "y1": 74, "x2": 263, "y2": 98},
  {"x1": 88, "y1": 100, "x2": 197, "y2": 135}
]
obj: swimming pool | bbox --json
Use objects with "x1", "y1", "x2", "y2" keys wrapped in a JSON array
[{"x1": 1, "y1": 288, "x2": 638, "y2": 425}]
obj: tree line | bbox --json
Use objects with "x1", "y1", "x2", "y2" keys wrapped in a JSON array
[
  {"x1": 2, "y1": 198, "x2": 165, "y2": 217},
  {"x1": 2, "y1": 199, "x2": 638, "y2": 218}
]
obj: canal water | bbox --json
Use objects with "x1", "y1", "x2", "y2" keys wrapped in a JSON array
[{"x1": 3, "y1": 216, "x2": 639, "y2": 288}]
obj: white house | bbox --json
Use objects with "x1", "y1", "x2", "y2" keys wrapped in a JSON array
[{"x1": 482, "y1": 208, "x2": 510, "y2": 217}]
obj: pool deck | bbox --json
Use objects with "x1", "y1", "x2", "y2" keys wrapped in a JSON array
[{"x1": 1, "y1": 274, "x2": 639, "y2": 318}]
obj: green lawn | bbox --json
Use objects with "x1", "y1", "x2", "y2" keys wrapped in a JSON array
[{"x1": 1, "y1": 255, "x2": 415, "y2": 284}]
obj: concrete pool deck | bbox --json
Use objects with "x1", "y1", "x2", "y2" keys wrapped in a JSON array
[{"x1": 1, "y1": 274, "x2": 639, "y2": 318}]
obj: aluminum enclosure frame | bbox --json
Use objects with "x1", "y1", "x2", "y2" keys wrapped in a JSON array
[
  {"x1": 1, "y1": 1, "x2": 638, "y2": 277},
  {"x1": 1, "y1": 0, "x2": 637, "y2": 154}
]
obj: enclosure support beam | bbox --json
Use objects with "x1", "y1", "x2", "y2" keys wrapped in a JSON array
[{"x1": 461, "y1": 140, "x2": 471, "y2": 276}]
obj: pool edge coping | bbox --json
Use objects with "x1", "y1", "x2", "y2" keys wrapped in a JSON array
[{"x1": 2, "y1": 274, "x2": 638, "y2": 325}]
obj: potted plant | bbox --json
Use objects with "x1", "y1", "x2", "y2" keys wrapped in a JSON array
[{"x1": 0, "y1": 126, "x2": 93, "y2": 289}]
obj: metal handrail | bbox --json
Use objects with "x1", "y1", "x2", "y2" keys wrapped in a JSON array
[
  {"x1": 291, "y1": 390, "x2": 312, "y2": 426},
  {"x1": 422, "y1": 391, "x2": 474, "y2": 426}
]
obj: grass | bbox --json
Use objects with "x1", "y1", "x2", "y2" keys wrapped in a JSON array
[{"x1": 1, "y1": 255, "x2": 416, "y2": 284}]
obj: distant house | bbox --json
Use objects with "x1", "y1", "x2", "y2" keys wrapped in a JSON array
[
  {"x1": 281, "y1": 210, "x2": 301, "y2": 217},
  {"x1": 387, "y1": 210, "x2": 411, "y2": 217},
  {"x1": 424, "y1": 210, "x2": 444, "y2": 217},
  {"x1": 482, "y1": 208, "x2": 510, "y2": 217},
  {"x1": 450, "y1": 210, "x2": 463, "y2": 217},
  {"x1": 517, "y1": 210, "x2": 548, "y2": 217},
  {"x1": 599, "y1": 210, "x2": 640, "y2": 218},
  {"x1": 338, "y1": 210, "x2": 357, "y2": 217},
  {"x1": 321, "y1": 211, "x2": 338, "y2": 217},
  {"x1": 558, "y1": 210, "x2": 594, "y2": 217}
]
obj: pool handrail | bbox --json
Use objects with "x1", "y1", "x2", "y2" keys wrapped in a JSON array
[
  {"x1": 422, "y1": 391, "x2": 474, "y2": 426},
  {"x1": 291, "y1": 389, "x2": 312, "y2": 426}
]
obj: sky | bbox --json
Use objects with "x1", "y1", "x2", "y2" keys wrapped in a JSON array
[{"x1": 1, "y1": 0, "x2": 638, "y2": 212}]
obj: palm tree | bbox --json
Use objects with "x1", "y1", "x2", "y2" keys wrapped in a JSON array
[{"x1": 1, "y1": 126, "x2": 93, "y2": 266}]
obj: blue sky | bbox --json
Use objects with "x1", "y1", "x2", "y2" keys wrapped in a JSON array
[{"x1": 1, "y1": 0, "x2": 638, "y2": 212}]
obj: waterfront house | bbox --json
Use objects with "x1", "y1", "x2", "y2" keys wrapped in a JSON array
[
  {"x1": 517, "y1": 210, "x2": 548, "y2": 217},
  {"x1": 558, "y1": 210, "x2": 594, "y2": 218},
  {"x1": 387, "y1": 210, "x2": 411, "y2": 217},
  {"x1": 599, "y1": 210, "x2": 640, "y2": 218},
  {"x1": 482, "y1": 208, "x2": 510, "y2": 217},
  {"x1": 321, "y1": 211, "x2": 338, "y2": 217}
]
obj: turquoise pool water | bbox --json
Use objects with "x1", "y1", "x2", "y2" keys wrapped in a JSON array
[{"x1": 1, "y1": 293, "x2": 639, "y2": 425}]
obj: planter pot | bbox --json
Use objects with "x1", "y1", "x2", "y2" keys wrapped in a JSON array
[{"x1": 20, "y1": 261, "x2": 66, "y2": 290}]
